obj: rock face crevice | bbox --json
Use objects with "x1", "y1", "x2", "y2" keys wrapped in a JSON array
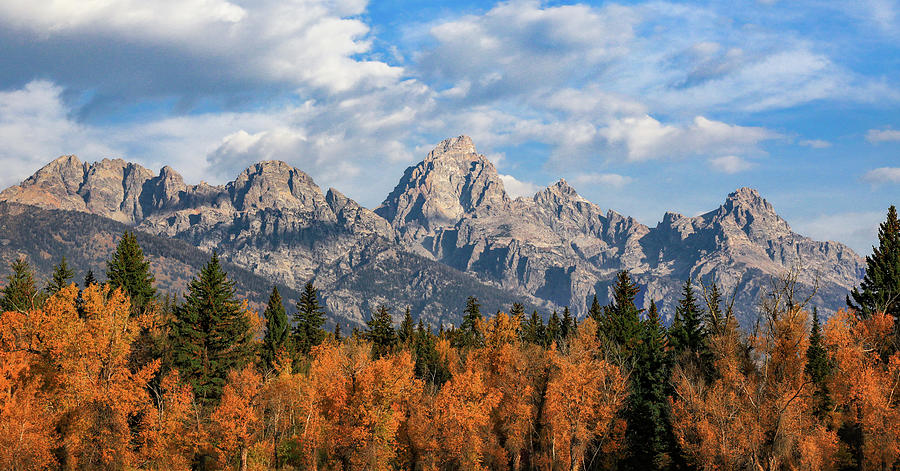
[{"x1": 0, "y1": 136, "x2": 865, "y2": 326}]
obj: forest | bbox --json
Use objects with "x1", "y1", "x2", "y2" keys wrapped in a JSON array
[{"x1": 2, "y1": 208, "x2": 900, "y2": 471}]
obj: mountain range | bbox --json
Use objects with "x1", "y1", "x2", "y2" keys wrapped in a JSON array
[{"x1": 0, "y1": 136, "x2": 865, "y2": 327}]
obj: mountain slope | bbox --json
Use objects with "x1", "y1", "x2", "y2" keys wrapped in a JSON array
[{"x1": 1, "y1": 137, "x2": 865, "y2": 326}]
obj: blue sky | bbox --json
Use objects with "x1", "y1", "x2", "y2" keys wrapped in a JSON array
[{"x1": 0, "y1": 0, "x2": 898, "y2": 254}]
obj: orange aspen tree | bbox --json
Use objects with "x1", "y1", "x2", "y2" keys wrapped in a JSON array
[
  {"x1": 39, "y1": 285, "x2": 158, "y2": 469},
  {"x1": 542, "y1": 317, "x2": 628, "y2": 471},
  {"x1": 211, "y1": 366, "x2": 265, "y2": 470},
  {"x1": 471, "y1": 311, "x2": 537, "y2": 470},
  {"x1": 824, "y1": 310, "x2": 900, "y2": 469},
  {"x1": 430, "y1": 366, "x2": 501, "y2": 470},
  {"x1": 672, "y1": 300, "x2": 838, "y2": 470},
  {"x1": 138, "y1": 370, "x2": 198, "y2": 470},
  {"x1": 0, "y1": 347, "x2": 57, "y2": 470}
]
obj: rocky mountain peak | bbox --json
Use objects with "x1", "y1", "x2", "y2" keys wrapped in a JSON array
[
  {"x1": 426, "y1": 135, "x2": 477, "y2": 159},
  {"x1": 230, "y1": 160, "x2": 327, "y2": 213},
  {"x1": 708, "y1": 187, "x2": 792, "y2": 242},
  {"x1": 376, "y1": 136, "x2": 510, "y2": 238}
]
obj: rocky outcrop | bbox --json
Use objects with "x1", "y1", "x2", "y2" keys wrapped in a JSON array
[{"x1": 1, "y1": 136, "x2": 865, "y2": 326}]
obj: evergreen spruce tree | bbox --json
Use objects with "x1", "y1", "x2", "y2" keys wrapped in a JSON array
[
  {"x1": 366, "y1": 305, "x2": 397, "y2": 359},
  {"x1": 333, "y1": 323, "x2": 342, "y2": 341},
  {"x1": 260, "y1": 286, "x2": 290, "y2": 371},
  {"x1": 170, "y1": 253, "x2": 253, "y2": 406},
  {"x1": 45, "y1": 256, "x2": 75, "y2": 294},
  {"x1": 849, "y1": 205, "x2": 900, "y2": 319},
  {"x1": 561, "y1": 306, "x2": 574, "y2": 339},
  {"x1": 520, "y1": 310, "x2": 545, "y2": 345},
  {"x1": 1, "y1": 257, "x2": 38, "y2": 312},
  {"x1": 293, "y1": 281, "x2": 327, "y2": 356},
  {"x1": 806, "y1": 307, "x2": 832, "y2": 418},
  {"x1": 510, "y1": 302, "x2": 526, "y2": 318},
  {"x1": 669, "y1": 279, "x2": 707, "y2": 355},
  {"x1": 625, "y1": 301, "x2": 674, "y2": 469},
  {"x1": 413, "y1": 323, "x2": 450, "y2": 386},
  {"x1": 456, "y1": 296, "x2": 484, "y2": 348},
  {"x1": 588, "y1": 294, "x2": 602, "y2": 322},
  {"x1": 83, "y1": 270, "x2": 98, "y2": 287},
  {"x1": 546, "y1": 310, "x2": 562, "y2": 346},
  {"x1": 598, "y1": 270, "x2": 644, "y2": 352},
  {"x1": 399, "y1": 306, "x2": 415, "y2": 345},
  {"x1": 106, "y1": 231, "x2": 156, "y2": 313},
  {"x1": 702, "y1": 282, "x2": 728, "y2": 334}
]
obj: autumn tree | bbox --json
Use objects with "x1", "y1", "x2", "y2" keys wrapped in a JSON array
[
  {"x1": 210, "y1": 366, "x2": 264, "y2": 471},
  {"x1": 170, "y1": 252, "x2": 254, "y2": 406},
  {"x1": 542, "y1": 317, "x2": 628, "y2": 470},
  {"x1": 1, "y1": 257, "x2": 38, "y2": 313},
  {"x1": 672, "y1": 273, "x2": 838, "y2": 470},
  {"x1": 138, "y1": 371, "x2": 199, "y2": 470},
  {"x1": 106, "y1": 231, "x2": 157, "y2": 313}
]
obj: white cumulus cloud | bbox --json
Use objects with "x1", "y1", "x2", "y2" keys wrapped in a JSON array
[{"x1": 709, "y1": 155, "x2": 754, "y2": 174}]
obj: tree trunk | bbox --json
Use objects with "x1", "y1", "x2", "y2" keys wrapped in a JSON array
[{"x1": 240, "y1": 446, "x2": 248, "y2": 471}]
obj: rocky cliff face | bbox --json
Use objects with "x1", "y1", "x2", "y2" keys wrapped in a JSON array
[{"x1": 1, "y1": 136, "x2": 865, "y2": 326}]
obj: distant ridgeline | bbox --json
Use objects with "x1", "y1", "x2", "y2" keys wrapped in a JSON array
[{"x1": 0, "y1": 135, "x2": 864, "y2": 327}]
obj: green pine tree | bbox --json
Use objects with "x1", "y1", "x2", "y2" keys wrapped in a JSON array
[
  {"x1": 106, "y1": 231, "x2": 157, "y2": 313},
  {"x1": 293, "y1": 281, "x2": 327, "y2": 356},
  {"x1": 413, "y1": 323, "x2": 450, "y2": 386},
  {"x1": 399, "y1": 306, "x2": 415, "y2": 345},
  {"x1": 170, "y1": 252, "x2": 253, "y2": 406},
  {"x1": 45, "y1": 256, "x2": 76, "y2": 294},
  {"x1": 83, "y1": 270, "x2": 98, "y2": 287},
  {"x1": 598, "y1": 270, "x2": 644, "y2": 352},
  {"x1": 546, "y1": 310, "x2": 562, "y2": 346},
  {"x1": 520, "y1": 310, "x2": 545, "y2": 345},
  {"x1": 806, "y1": 307, "x2": 832, "y2": 418},
  {"x1": 1, "y1": 257, "x2": 38, "y2": 312},
  {"x1": 260, "y1": 286, "x2": 290, "y2": 371},
  {"x1": 561, "y1": 306, "x2": 575, "y2": 339},
  {"x1": 456, "y1": 296, "x2": 484, "y2": 348},
  {"x1": 366, "y1": 305, "x2": 397, "y2": 359},
  {"x1": 333, "y1": 323, "x2": 343, "y2": 341},
  {"x1": 669, "y1": 279, "x2": 707, "y2": 355},
  {"x1": 849, "y1": 206, "x2": 900, "y2": 319},
  {"x1": 588, "y1": 294, "x2": 602, "y2": 322},
  {"x1": 625, "y1": 300, "x2": 674, "y2": 469}
]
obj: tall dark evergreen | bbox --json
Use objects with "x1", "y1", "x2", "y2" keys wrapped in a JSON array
[
  {"x1": 546, "y1": 310, "x2": 562, "y2": 346},
  {"x1": 413, "y1": 323, "x2": 450, "y2": 386},
  {"x1": 598, "y1": 270, "x2": 644, "y2": 352},
  {"x1": 45, "y1": 256, "x2": 75, "y2": 294},
  {"x1": 561, "y1": 306, "x2": 575, "y2": 339},
  {"x1": 366, "y1": 305, "x2": 397, "y2": 359},
  {"x1": 399, "y1": 306, "x2": 415, "y2": 345},
  {"x1": 456, "y1": 296, "x2": 484, "y2": 348},
  {"x1": 293, "y1": 281, "x2": 327, "y2": 356},
  {"x1": 588, "y1": 294, "x2": 602, "y2": 322},
  {"x1": 260, "y1": 286, "x2": 290, "y2": 371},
  {"x1": 702, "y1": 282, "x2": 729, "y2": 334},
  {"x1": 849, "y1": 205, "x2": 900, "y2": 319},
  {"x1": 669, "y1": 279, "x2": 707, "y2": 356},
  {"x1": 625, "y1": 300, "x2": 674, "y2": 469},
  {"x1": 1, "y1": 257, "x2": 38, "y2": 313},
  {"x1": 83, "y1": 270, "x2": 98, "y2": 287},
  {"x1": 806, "y1": 307, "x2": 832, "y2": 418},
  {"x1": 520, "y1": 310, "x2": 546, "y2": 345},
  {"x1": 106, "y1": 231, "x2": 156, "y2": 312},
  {"x1": 170, "y1": 252, "x2": 253, "y2": 405}
]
